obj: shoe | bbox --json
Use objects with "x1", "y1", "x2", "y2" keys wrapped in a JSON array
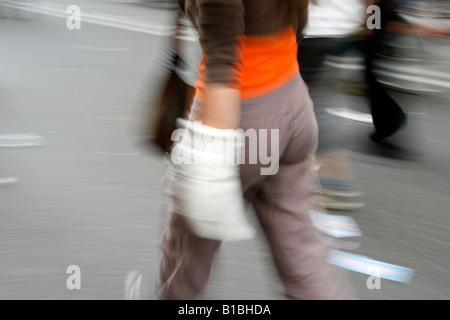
[
  {"x1": 370, "y1": 107, "x2": 407, "y2": 143},
  {"x1": 370, "y1": 119, "x2": 406, "y2": 143},
  {"x1": 320, "y1": 187, "x2": 363, "y2": 198},
  {"x1": 318, "y1": 194, "x2": 366, "y2": 211},
  {"x1": 314, "y1": 178, "x2": 365, "y2": 211},
  {"x1": 318, "y1": 177, "x2": 360, "y2": 193},
  {"x1": 124, "y1": 271, "x2": 144, "y2": 300}
]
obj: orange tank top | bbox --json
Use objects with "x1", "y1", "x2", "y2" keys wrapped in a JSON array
[{"x1": 195, "y1": 26, "x2": 299, "y2": 100}]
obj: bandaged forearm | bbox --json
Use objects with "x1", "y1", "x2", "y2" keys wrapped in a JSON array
[{"x1": 167, "y1": 119, "x2": 255, "y2": 241}]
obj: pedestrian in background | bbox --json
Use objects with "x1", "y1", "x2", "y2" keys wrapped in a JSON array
[{"x1": 297, "y1": 0, "x2": 369, "y2": 211}]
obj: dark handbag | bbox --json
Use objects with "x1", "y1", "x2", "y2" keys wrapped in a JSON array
[
  {"x1": 149, "y1": 7, "x2": 196, "y2": 154},
  {"x1": 151, "y1": 54, "x2": 195, "y2": 153}
]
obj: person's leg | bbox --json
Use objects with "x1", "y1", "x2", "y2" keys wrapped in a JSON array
[
  {"x1": 157, "y1": 95, "x2": 228, "y2": 300},
  {"x1": 299, "y1": 37, "x2": 365, "y2": 210},
  {"x1": 297, "y1": 37, "x2": 331, "y2": 86},
  {"x1": 251, "y1": 158, "x2": 352, "y2": 299},
  {"x1": 240, "y1": 75, "x2": 353, "y2": 299},
  {"x1": 158, "y1": 212, "x2": 221, "y2": 300},
  {"x1": 361, "y1": 32, "x2": 406, "y2": 143}
]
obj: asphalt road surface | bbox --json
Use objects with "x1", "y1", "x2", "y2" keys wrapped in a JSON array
[{"x1": 1, "y1": 0, "x2": 449, "y2": 300}]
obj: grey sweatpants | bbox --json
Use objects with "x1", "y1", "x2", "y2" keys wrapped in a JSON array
[{"x1": 158, "y1": 75, "x2": 353, "y2": 300}]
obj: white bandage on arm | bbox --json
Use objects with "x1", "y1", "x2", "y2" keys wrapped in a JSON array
[{"x1": 166, "y1": 119, "x2": 255, "y2": 241}]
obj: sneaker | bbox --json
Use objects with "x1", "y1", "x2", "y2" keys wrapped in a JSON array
[
  {"x1": 319, "y1": 177, "x2": 358, "y2": 191},
  {"x1": 319, "y1": 187, "x2": 363, "y2": 198},
  {"x1": 124, "y1": 270, "x2": 144, "y2": 300},
  {"x1": 317, "y1": 178, "x2": 363, "y2": 195},
  {"x1": 318, "y1": 194, "x2": 366, "y2": 211},
  {"x1": 314, "y1": 178, "x2": 365, "y2": 211}
]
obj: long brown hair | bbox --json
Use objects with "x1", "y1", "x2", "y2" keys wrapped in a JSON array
[{"x1": 289, "y1": 0, "x2": 310, "y2": 35}]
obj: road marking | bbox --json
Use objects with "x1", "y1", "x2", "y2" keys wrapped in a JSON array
[
  {"x1": 0, "y1": 134, "x2": 46, "y2": 147},
  {"x1": 0, "y1": 0, "x2": 176, "y2": 36},
  {"x1": 324, "y1": 60, "x2": 365, "y2": 71},
  {"x1": 0, "y1": 177, "x2": 20, "y2": 185},
  {"x1": 0, "y1": 267, "x2": 62, "y2": 276},
  {"x1": 86, "y1": 115, "x2": 136, "y2": 120},
  {"x1": 91, "y1": 151, "x2": 141, "y2": 156},
  {"x1": 327, "y1": 250, "x2": 415, "y2": 283},
  {"x1": 375, "y1": 69, "x2": 450, "y2": 90},
  {"x1": 75, "y1": 45, "x2": 130, "y2": 52},
  {"x1": 325, "y1": 108, "x2": 373, "y2": 124}
]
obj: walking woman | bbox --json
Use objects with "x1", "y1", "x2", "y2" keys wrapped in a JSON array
[{"x1": 157, "y1": 0, "x2": 353, "y2": 300}]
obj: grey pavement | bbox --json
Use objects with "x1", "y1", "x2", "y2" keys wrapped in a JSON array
[{"x1": 0, "y1": 0, "x2": 449, "y2": 300}]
